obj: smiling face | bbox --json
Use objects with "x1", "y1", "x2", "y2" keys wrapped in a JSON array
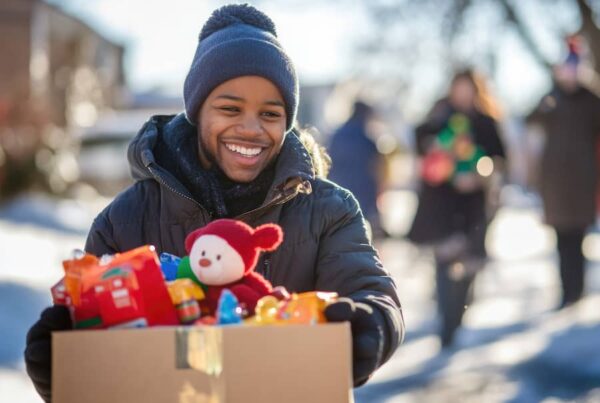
[
  {"x1": 189, "y1": 235, "x2": 245, "y2": 286},
  {"x1": 197, "y1": 76, "x2": 287, "y2": 183}
]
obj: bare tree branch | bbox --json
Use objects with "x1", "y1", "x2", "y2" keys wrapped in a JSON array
[
  {"x1": 497, "y1": 0, "x2": 552, "y2": 71},
  {"x1": 577, "y1": 0, "x2": 600, "y2": 75}
]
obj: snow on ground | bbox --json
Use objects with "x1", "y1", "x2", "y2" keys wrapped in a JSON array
[
  {"x1": 0, "y1": 193, "x2": 107, "y2": 403},
  {"x1": 356, "y1": 188, "x2": 600, "y2": 402},
  {"x1": 1, "y1": 190, "x2": 599, "y2": 402}
]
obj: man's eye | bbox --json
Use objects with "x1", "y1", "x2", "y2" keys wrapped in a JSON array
[
  {"x1": 220, "y1": 106, "x2": 239, "y2": 113},
  {"x1": 262, "y1": 111, "x2": 282, "y2": 118}
]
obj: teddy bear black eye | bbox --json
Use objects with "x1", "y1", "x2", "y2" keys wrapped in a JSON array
[
  {"x1": 201, "y1": 250, "x2": 206, "y2": 257},
  {"x1": 216, "y1": 255, "x2": 221, "y2": 261}
]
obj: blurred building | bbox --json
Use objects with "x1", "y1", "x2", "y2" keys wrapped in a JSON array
[
  {"x1": 0, "y1": 0, "x2": 126, "y2": 196},
  {"x1": 0, "y1": 0, "x2": 126, "y2": 127},
  {"x1": 73, "y1": 89, "x2": 182, "y2": 196},
  {"x1": 76, "y1": 107, "x2": 180, "y2": 196}
]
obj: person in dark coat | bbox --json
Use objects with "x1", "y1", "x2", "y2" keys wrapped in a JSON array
[
  {"x1": 23, "y1": 5, "x2": 404, "y2": 402},
  {"x1": 526, "y1": 36, "x2": 600, "y2": 309},
  {"x1": 408, "y1": 69, "x2": 506, "y2": 347},
  {"x1": 328, "y1": 101, "x2": 386, "y2": 238}
]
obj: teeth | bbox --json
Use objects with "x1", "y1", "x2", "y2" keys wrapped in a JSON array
[{"x1": 225, "y1": 143, "x2": 262, "y2": 157}]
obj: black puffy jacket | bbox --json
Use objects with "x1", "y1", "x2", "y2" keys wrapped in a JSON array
[{"x1": 85, "y1": 113, "x2": 404, "y2": 368}]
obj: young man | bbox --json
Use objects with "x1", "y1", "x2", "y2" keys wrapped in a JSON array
[{"x1": 25, "y1": 5, "x2": 404, "y2": 401}]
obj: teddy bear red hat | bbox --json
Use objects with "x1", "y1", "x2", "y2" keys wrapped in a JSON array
[{"x1": 185, "y1": 219, "x2": 283, "y2": 273}]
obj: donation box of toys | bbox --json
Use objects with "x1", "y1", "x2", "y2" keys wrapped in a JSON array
[
  {"x1": 51, "y1": 220, "x2": 353, "y2": 403},
  {"x1": 52, "y1": 324, "x2": 352, "y2": 403}
]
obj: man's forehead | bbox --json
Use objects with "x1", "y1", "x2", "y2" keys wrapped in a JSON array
[{"x1": 214, "y1": 94, "x2": 285, "y2": 107}]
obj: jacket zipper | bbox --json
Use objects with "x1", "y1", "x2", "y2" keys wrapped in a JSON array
[
  {"x1": 147, "y1": 165, "x2": 213, "y2": 225},
  {"x1": 147, "y1": 165, "x2": 200, "y2": 206},
  {"x1": 263, "y1": 255, "x2": 271, "y2": 281},
  {"x1": 234, "y1": 192, "x2": 293, "y2": 221},
  {"x1": 235, "y1": 178, "x2": 311, "y2": 222}
]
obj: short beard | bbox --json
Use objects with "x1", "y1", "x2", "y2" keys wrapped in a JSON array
[{"x1": 197, "y1": 134, "x2": 218, "y2": 169}]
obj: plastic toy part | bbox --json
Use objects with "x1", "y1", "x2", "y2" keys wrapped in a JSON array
[
  {"x1": 253, "y1": 295, "x2": 281, "y2": 325},
  {"x1": 269, "y1": 286, "x2": 290, "y2": 301},
  {"x1": 167, "y1": 279, "x2": 205, "y2": 324},
  {"x1": 56, "y1": 246, "x2": 180, "y2": 329},
  {"x1": 159, "y1": 253, "x2": 181, "y2": 281},
  {"x1": 216, "y1": 290, "x2": 242, "y2": 325},
  {"x1": 51, "y1": 279, "x2": 68, "y2": 305},
  {"x1": 279, "y1": 292, "x2": 338, "y2": 325},
  {"x1": 247, "y1": 291, "x2": 338, "y2": 326}
]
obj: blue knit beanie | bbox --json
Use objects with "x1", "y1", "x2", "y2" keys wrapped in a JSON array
[{"x1": 184, "y1": 4, "x2": 298, "y2": 132}]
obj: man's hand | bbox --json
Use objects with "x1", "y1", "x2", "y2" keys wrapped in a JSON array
[
  {"x1": 324, "y1": 298, "x2": 386, "y2": 387},
  {"x1": 24, "y1": 305, "x2": 72, "y2": 403}
]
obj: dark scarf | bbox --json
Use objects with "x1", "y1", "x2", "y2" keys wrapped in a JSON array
[{"x1": 155, "y1": 127, "x2": 275, "y2": 218}]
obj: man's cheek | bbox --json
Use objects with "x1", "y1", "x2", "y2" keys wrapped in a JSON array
[{"x1": 198, "y1": 136, "x2": 217, "y2": 166}]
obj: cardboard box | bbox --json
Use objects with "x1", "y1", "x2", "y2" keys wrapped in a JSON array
[{"x1": 53, "y1": 323, "x2": 353, "y2": 403}]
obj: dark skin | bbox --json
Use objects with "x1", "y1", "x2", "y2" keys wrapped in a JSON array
[{"x1": 196, "y1": 76, "x2": 287, "y2": 183}]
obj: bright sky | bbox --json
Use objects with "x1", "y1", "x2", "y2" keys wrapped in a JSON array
[
  {"x1": 47, "y1": 0, "x2": 362, "y2": 95},
  {"x1": 46, "y1": 0, "x2": 579, "y2": 117}
]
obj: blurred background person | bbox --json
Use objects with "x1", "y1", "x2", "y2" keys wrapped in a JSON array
[
  {"x1": 407, "y1": 69, "x2": 506, "y2": 347},
  {"x1": 328, "y1": 101, "x2": 388, "y2": 239},
  {"x1": 526, "y1": 36, "x2": 600, "y2": 309}
]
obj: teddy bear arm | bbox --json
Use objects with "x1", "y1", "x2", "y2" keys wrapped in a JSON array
[
  {"x1": 242, "y1": 271, "x2": 273, "y2": 294},
  {"x1": 229, "y1": 284, "x2": 262, "y2": 312}
]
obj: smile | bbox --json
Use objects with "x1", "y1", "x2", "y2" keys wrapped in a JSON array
[{"x1": 224, "y1": 142, "x2": 263, "y2": 157}]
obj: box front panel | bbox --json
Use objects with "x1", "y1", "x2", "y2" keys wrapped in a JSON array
[
  {"x1": 52, "y1": 328, "x2": 218, "y2": 403},
  {"x1": 223, "y1": 323, "x2": 352, "y2": 403},
  {"x1": 53, "y1": 323, "x2": 352, "y2": 403}
]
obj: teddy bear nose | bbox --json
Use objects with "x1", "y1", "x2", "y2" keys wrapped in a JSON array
[{"x1": 199, "y1": 258, "x2": 212, "y2": 267}]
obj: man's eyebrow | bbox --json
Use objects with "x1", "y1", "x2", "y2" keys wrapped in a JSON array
[
  {"x1": 215, "y1": 94, "x2": 244, "y2": 102},
  {"x1": 264, "y1": 100, "x2": 285, "y2": 107},
  {"x1": 214, "y1": 94, "x2": 284, "y2": 108}
]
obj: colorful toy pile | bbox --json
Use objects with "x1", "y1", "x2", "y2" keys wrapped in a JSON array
[
  {"x1": 51, "y1": 246, "x2": 180, "y2": 329},
  {"x1": 51, "y1": 219, "x2": 338, "y2": 330},
  {"x1": 421, "y1": 113, "x2": 490, "y2": 186}
]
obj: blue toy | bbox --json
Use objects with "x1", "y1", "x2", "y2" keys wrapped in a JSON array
[
  {"x1": 159, "y1": 253, "x2": 181, "y2": 281},
  {"x1": 216, "y1": 289, "x2": 242, "y2": 325}
]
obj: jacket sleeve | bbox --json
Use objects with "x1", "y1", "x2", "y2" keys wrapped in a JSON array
[
  {"x1": 314, "y1": 187, "x2": 404, "y2": 365},
  {"x1": 84, "y1": 207, "x2": 120, "y2": 257},
  {"x1": 480, "y1": 115, "x2": 506, "y2": 159}
]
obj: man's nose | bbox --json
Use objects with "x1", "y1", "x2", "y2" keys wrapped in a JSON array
[
  {"x1": 199, "y1": 258, "x2": 211, "y2": 267},
  {"x1": 237, "y1": 114, "x2": 262, "y2": 135}
]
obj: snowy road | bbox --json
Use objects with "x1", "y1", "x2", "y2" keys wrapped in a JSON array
[
  {"x1": 356, "y1": 191, "x2": 600, "y2": 402},
  {"x1": 1, "y1": 191, "x2": 599, "y2": 402}
]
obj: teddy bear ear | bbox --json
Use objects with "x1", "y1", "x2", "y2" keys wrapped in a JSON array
[
  {"x1": 253, "y1": 224, "x2": 283, "y2": 251},
  {"x1": 185, "y1": 228, "x2": 204, "y2": 253}
]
